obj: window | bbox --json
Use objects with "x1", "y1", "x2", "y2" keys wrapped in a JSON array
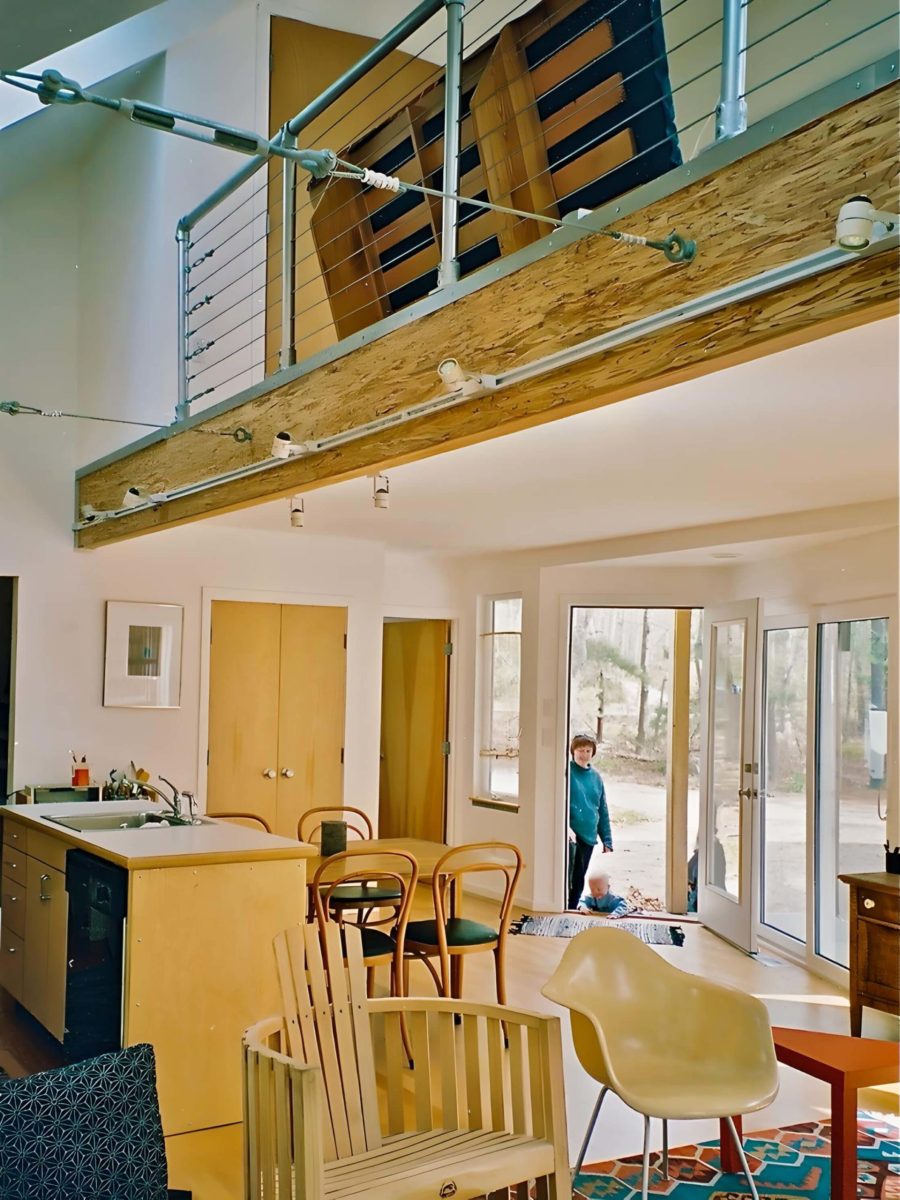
[
  {"x1": 479, "y1": 597, "x2": 522, "y2": 798},
  {"x1": 760, "y1": 626, "x2": 809, "y2": 943},
  {"x1": 815, "y1": 616, "x2": 889, "y2": 966}
]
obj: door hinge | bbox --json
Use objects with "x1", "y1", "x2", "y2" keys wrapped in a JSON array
[
  {"x1": 206, "y1": 748, "x2": 209, "y2": 766},
  {"x1": 340, "y1": 747, "x2": 344, "y2": 764},
  {"x1": 443, "y1": 641, "x2": 453, "y2": 656},
  {"x1": 441, "y1": 740, "x2": 451, "y2": 756},
  {"x1": 343, "y1": 633, "x2": 347, "y2": 650}
]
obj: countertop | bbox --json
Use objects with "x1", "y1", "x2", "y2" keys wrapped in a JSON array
[{"x1": 2, "y1": 801, "x2": 315, "y2": 870}]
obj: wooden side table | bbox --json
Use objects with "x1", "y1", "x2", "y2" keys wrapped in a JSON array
[
  {"x1": 839, "y1": 872, "x2": 900, "y2": 1036},
  {"x1": 720, "y1": 1026, "x2": 900, "y2": 1199}
]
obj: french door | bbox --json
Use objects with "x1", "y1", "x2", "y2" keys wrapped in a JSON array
[{"x1": 698, "y1": 599, "x2": 760, "y2": 952}]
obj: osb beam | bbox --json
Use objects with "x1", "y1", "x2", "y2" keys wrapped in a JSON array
[{"x1": 77, "y1": 84, "x2": 899, "y2": 547}]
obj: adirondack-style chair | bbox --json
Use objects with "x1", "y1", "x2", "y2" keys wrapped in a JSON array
[{"x1": 242, "y1": 921, "x2": 571, "y2": 1200}]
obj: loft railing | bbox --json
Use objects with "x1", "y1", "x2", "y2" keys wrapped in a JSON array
[{"x1": 174, "y1": 0, "x2": 898, "y2": 422}]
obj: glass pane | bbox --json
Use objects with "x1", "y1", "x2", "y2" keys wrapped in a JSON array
[
  {"x1": 708, "y1": 620, "x2": 745, "y2": 899},
  {"x1": 816, "y1": 617, "x2": 889, "y2": 966},
  {"x1": 493, "y1": 597, "x2": 522, "y2": 633},
  {"x1": 760, "y1": 628, "x2": 808, "y2": 942},
  {"x1": 487, "y1": 597, "x2": 522, "y2": 798}
]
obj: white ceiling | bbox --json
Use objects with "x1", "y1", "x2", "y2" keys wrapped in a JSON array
[{"x1": 212, "y1": 318, "x2": 900, "y2": 558}]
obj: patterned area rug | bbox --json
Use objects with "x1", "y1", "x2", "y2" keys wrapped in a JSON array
[
  {"x1": 510, "y1": 914, "x2": 685, "y2": 945},
  {"x1": 573, "y1": 1113, "x2": 900, "y2": 1198}
]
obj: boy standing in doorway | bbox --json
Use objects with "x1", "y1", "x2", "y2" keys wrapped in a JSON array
[{"x1": 568, "y1": 734, "x2": 613, "y2": 909}]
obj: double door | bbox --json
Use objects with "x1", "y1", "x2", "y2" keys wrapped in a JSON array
[{"x1": 207, "y1": 601, "x2": 347, "y2": 838}]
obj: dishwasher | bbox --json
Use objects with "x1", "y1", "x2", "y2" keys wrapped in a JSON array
[{"x1": 64, "y1": 850, "x2": 128, "y2": 1063}]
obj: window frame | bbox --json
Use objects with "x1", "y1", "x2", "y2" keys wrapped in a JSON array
[{"x1": 476, "y1": 594, "x2": 523, "y2": 800}]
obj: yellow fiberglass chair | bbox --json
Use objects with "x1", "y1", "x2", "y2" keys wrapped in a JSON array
[{"x1": 542, "y1": 927, "x2": 779, "y2": 1200}]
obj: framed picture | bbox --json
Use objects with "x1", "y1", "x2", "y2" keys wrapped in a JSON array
[{"x1": 103, "y1": 601, "x2": 184, "y2": 708}]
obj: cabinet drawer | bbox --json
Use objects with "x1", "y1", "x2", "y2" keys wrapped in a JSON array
[
  {"x1": 0, "y1": 927, "x2": 24, "y2": 1002},
  {"x1": 2, "y1": 821, "x2": 27, "y2": 855},
  {"x1": 1, "y1": 844, "x2": 27, "y2": 886},
  {"x1": 1, "y1": 872, "x2": 26, "y2": 937},
  {"x1": 26, "y1": 830, "x2": 68, "y2": 873},
  {"x1": 858, "y1": 888, "x2": 899, "y2": 927}
]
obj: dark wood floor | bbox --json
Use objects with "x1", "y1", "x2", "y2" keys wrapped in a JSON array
[{"x1": 0, "y1": 987, "x2": 64, "y2": 1077}]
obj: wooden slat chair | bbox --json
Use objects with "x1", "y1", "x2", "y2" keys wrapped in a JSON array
[
  {"x1": 312, "y1": 850, "x2": 418, "y2": 997},
  {"x1": 405, "y1": 843, "x2": 523, "y2": 1002},
  {"x1": 243, "y1": 922, "x2": 571, "y2": 1200},
  {"x1": 213, "y1": 811, "x2": 272, "y2": 833}
]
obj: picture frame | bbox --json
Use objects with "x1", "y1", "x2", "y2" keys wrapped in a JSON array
[{"x1": 103, "y1": 601, "x2": 184, "y2": 708}]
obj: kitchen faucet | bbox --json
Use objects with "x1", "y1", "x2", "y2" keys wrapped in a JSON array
[{"x1": 141, "y1": 777, "x2": 185, "y2": 820}]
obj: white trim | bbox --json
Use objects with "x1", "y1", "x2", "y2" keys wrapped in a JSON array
[{"x1": 197, "y1": 584, "x2": 355, "y2": 813}]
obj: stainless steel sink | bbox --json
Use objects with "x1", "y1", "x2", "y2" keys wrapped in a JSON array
[{"x1": 43, "y1": 812, "x2": 213, "y2": 832}]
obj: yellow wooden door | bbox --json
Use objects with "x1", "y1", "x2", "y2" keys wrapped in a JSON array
[
  {"x1": 275, "y1": 605, "x2": 347, "y2": 839},
  {"x1": 379, "y1": 620, "x2": 449, "y2": 841},
  {"x1": 207, "y1": 601, "x2": 281, "y2": 830}
]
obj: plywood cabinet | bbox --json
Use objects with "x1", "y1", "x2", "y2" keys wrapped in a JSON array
[
  {"x1": 23, "y1": 858, "x2": 68, "y2": 1040},
  {"x1": 207, "y1": 601, "x2": 347, "y2": 838},
  {"x1": 1, "y1": 821, "x2": 68, "y2": 1039}
]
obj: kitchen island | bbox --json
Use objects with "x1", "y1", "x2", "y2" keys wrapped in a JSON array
[{"x1": 0, "y1": 800, "x2": 314, "y2": 1149}]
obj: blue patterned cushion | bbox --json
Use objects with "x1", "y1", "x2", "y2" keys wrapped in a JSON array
[{"x1": 0, "y1": 1043, "x2": 168, "y2": 1199}]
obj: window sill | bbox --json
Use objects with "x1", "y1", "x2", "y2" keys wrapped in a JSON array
[{"x1": 469, "y1": 795, "x2": 520, "y2": 814}]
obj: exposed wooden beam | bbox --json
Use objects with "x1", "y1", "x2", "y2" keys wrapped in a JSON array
[{"x1": 77, "y1": 84, "x2": 899, "y2": 547}]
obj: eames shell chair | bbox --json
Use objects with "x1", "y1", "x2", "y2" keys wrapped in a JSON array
[{"x1": 542, "y1": 927, "x2": 779, "y2": 1200}]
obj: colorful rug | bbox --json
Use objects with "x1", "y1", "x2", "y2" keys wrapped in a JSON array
[
  {"x1": 573, "y1": 1112, "x2": 900, "y2": 1198},
  {"x1": 510, "y1": 914, "x2": 685, "y2": 945}
]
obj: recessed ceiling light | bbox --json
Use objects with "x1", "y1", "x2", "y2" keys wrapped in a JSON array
[{"x1": 711, "y1": 551, "x2": 740, "y2": 559}]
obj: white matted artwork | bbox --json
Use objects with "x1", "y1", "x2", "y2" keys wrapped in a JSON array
[{"x1": 104, "y1": 601, "x2": 184, "y2": 708}]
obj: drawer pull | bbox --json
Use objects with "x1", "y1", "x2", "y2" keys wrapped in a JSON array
[
  {"x1": 39, "y1": 874, "x2": 51, "y2": 902},
  {"x1": 863, "y1": 897, "x2": 876, "y2": 910}
]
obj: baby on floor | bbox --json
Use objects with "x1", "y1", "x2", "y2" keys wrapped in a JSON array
[{"x1": 577, "y1": 870, "x2": 629, "y2": 918}]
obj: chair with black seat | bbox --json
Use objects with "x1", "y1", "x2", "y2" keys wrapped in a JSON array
[
  {"x1": 405, "y1": 841, "x2": 523, "y2": 1002},
  {"x1": 298, "y1": 804, "x2": 373, "y2": 843},
  {"x1": 312, "y1": 848, "x2": 418, "y2": 996}
]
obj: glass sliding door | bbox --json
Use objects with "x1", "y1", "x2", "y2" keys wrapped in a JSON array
[
  {"x1": 760, "y1": 626, "x2": 808, "y2": 943},
  {"x1": 815, "y1": 616, "x2": 890, "y2": 967}
]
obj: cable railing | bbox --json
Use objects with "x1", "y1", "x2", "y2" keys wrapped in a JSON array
[{"x1": 176, "y1": 0, "x2": 899, "y2": 421}]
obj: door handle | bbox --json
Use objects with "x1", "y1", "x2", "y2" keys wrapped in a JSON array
[
  {"x1": 281, "y1": 768, "x2": 295, "y2": 778},
  {"x1": 39, "y1": 873, "x2": 51, "y2": 902},
  {"x1": 738, "y1": 787, "x2": 758, "y2": 799},
  {"x1": 262, "y1": 768, "x2": 277, "y2": 779}
]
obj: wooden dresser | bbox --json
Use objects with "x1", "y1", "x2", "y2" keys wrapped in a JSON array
[{"x1": 838, "y1": 872, "x2": 900, "y2": 1036}]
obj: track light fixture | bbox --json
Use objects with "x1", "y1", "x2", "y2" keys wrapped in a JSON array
[
  {"x1": 271, "y1": 431, "x2": 316, "y2": 459},
  {"x1": 835, "y1": 195, "x2": 898, "y2": 250},
  {"x1": 289, "y1": 496, "x2": 304, "y2": 527},
  {"x1": 436, "y1": 358, "x2": 496, "y2": 398},
  {"x1": 372, "y1": 474, "x2": 390, "y2": 509},
  {"x1": 122, "y1": 487, "x2": 143, "y2": 509}
]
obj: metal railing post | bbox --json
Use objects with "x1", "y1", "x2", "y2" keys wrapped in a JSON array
[
  {"x1": 175, "y1": 224, "x2": 191, "y2": 422},
  {"x1": 716, "y1": 0, "x2": 748, "y2": 140},
  {"x1": 439, "y1": 0, "x2": 465, "y2": 287},
  {"x1": 280, "y1": 131, "x2": 297, "y2": 370}
]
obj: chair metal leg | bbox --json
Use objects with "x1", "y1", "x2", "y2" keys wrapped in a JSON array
[
  {"x1": 574, "y1": 1085, "x2": 608, "y2": 1175},
  {"x1": 661, "y1": 1118, "x2": 668, "y2": 1177},
  {"x1": 725, "y1": 1115, "x2": 760, "y2": 1200},
  {"x1": 641, "y1": 1114, "x2": 651, "y2": 1200}
]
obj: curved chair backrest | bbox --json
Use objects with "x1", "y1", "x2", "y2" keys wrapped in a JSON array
[
  {"x1": 542, "y1": 927, "x2": 776, "y2": 1097},
  {"x1": 298, "y1": 805, "x2": 373, "y2": 844},
  {"x1": 213, "y1": 811, "x2": 272, "y2": 833},
  {"x1": 312, "y1": 850, "x2": 419, "y2": 941},
  {"x1": 432, "y1": 842, "x2": 523, "y2": 930}
]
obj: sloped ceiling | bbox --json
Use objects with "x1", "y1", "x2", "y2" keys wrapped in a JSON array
[{"x1": 0, "y1": 0, "x2": 163, "y2": 70}]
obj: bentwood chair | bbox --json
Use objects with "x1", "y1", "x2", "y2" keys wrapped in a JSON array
[
  {"x1": 405, "y1": 842, "x2": 523, "y2": 1002},
  {"x1": 298, "y1": 805, "x2": 373, "y2": 843},
  {"x1": 312, "y1": 849, "x2": 418, "y2": 997},
  {"x1": 542, "y1": 927, "x2": 779, "y2": 1200},
  {"x1": 244, "y1": 922, "x2": 571, "y2": 1199},
  {"x1": 212, "y1": 811, "x2": 272, "y2": 833}
]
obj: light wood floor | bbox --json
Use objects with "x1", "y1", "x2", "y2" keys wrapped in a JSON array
[{"x1": 1, "y1": 892, "x2": 897, "y2": 1199}]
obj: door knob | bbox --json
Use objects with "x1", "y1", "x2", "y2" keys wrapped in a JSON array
[
  {"x1": 738, "y1": 787, "x2": 757, "y2": 799},
  {"x1": 262, "y1": 768, "x2": 277, "y2": 779},
  {"x1": 281, "y1": 768, "x2": 295, "y2": 778}
]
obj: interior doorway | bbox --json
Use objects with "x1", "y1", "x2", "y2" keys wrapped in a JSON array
[
  {"x1": 379, "y1": 618, "x2": 450, "y2": 841},
  {"x1": 566, "y1": 606, "x2": 703, "y2": 912},
  {"x1": 0, "y1": 578, "x2": 13, "y2": 796}
]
